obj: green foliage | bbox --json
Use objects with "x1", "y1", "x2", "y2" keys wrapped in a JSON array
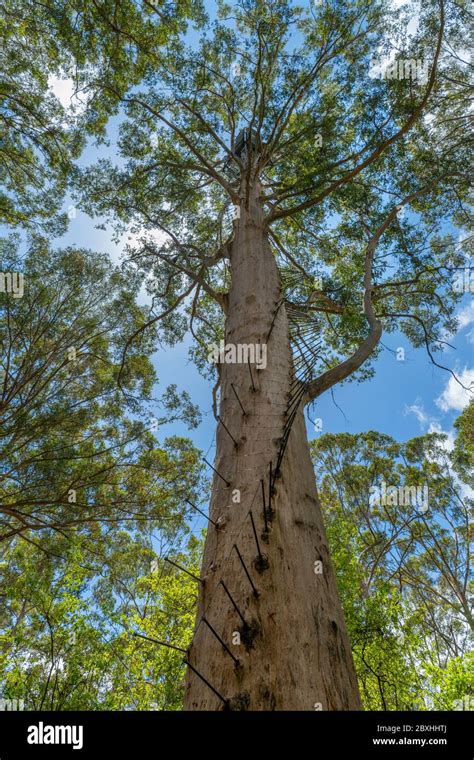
[
  {"x1": 424, "y1": 653, "x2": 474, "y2": 710},
  {"x1": 75, "y1": 0, "x2": 471, "y2": 388},
  {"x1": 0, "y1": 0, "x2": 204, "y2": 228},
  {"x1": 0, "y1": 236, "x2": 202, "y2": 551},
  {"x1": 311, "y1": 411, "x2": 473, "y2": 710},
  {"x1": 0, "y1": 236, "x2": 207, "y2": 709},
  {"x1": 0, "y1": 532, "x2": 203, "y2": 710}
]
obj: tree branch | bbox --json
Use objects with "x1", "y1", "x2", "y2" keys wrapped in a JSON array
[{"x1": 268, "y1": 0, "x2": 446, "y2": 223}]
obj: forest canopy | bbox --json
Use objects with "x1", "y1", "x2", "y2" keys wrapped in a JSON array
[{"x1": 0, "y1": 0, "x2": 472, "y2": 713}]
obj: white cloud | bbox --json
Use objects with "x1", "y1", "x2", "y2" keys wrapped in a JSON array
[
  {"x1": 405, "y1": 401, "x2": 430, "y2": 427},
  {"x1": 123, "y1": 228, "x2": 171, "y2": 307},
  {"x1": 405, "y1": 400, "x2": 460, "y2": 445},
  {"x1": 426, "y1": 422, "x2": 473, "y2": 501},
  {"x1": 404, "y1": 401, "x2": 473, "y2": 498},
  {"x1": 48, "y1": 75, "x2": 90, "y2": 116},
  {"x1": 436, "y1": 368, "x2": 474, "y2": 412},
  {"x1": 456, "y1": 301, "x2": 474, "y2": 331},
  {"x1": 125, "y1": 228, "x2": 169, "y2": 254},
  {"x1": 368, "y1": 1, "x2": 422, "y2": 80},
  {"x1": 48, "y1": 75, "x2": 76, "y2": 108},
  {"x1": 391, "y1": 0, "x2": 420, "y2": 34},
  {"x1": 427, "y1": 422, "x2": 455, "y2": 452}
]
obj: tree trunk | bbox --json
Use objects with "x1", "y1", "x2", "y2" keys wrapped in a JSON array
[{"x1": 183, "y1": 182, "x2": 361, "y2": 711}]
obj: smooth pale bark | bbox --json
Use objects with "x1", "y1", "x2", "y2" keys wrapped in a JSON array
[{"x1": 183, "y1": 184, "x2": 361, "y2": 710}]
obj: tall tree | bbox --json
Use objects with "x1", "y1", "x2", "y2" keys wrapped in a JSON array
[{"x1": 78, "y1": 0, "x2": 472, "y2": 709}]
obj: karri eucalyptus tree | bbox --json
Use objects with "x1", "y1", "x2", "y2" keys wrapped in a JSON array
[{"x1": 79, "y1": 0, "x2": 472, "y2": 710}]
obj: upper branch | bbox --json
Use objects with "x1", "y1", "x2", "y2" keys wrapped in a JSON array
[
  {"x1": 303, "y1": 181, "x2": 444, "y2": 404},
  {"x1": 267, "y1": 0, "x2": 445, "y2": 224},
  {"x1": 125, "y1": 96, "x2": 239, "y2": 201}
]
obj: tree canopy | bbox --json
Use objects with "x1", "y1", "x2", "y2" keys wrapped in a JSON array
[
  {"x1": 312, "y1": 404, "x2": 473, "y2": 709},
  {"x1": 0, "y1": 0, "x2": 471, "y2": 714},
  {"x1": 0, "y1": 236, "x2": 207, "y2": 709},
  {"x1": 0, "y1": 0, "x2": 203, "y2": 228},
  {"x1": 76, "y1": 0, "x2": 472, "y2": 401}
]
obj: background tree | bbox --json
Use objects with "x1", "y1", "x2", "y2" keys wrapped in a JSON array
[
  {"x1": 0, "y1": 236, "x2": 203, "y2": 552},
  {"x1": 311, "y1": 405, "x2": 473, "y2": 709},
  {"x1": 76, "y1": 0, "x2": 472, "y2": 710},
  {"x1": 0, "y1": 235, "x2": 207, "y2": 709},
  {"x1": 0, "y1": 1, "x2": 208, "y2": 712},
  {"x1": 0, "y1": 0, "x2": 203, "y2": 229},
  {"x1": 1, "y1": 532, "x2": 203, "y2": 710}
]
